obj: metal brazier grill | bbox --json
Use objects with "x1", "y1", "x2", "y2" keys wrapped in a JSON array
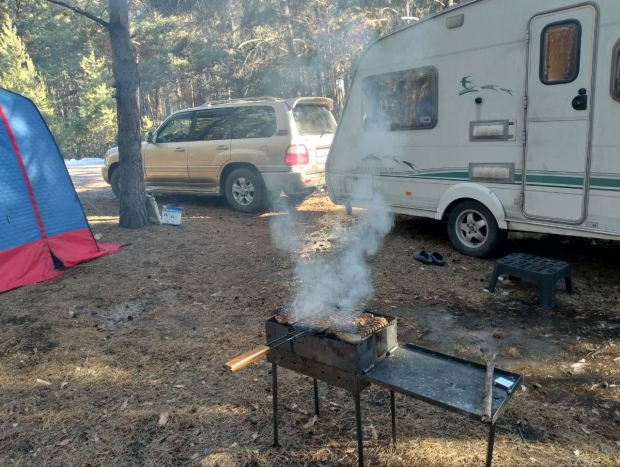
[
  {"x1": 266, "y1": 312, "x2": 397, "y2": 467},
  {"x1": 266, "y1": 312, "x2": 397, "y2": 383},
  {"x1": 227, "y1": 311, "x2": 522, "y2": 467}
]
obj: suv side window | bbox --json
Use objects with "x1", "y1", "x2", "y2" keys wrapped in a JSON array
[
  {"x1": 156, "y1": 113, "x2": 193, "y2": 143},
  {"x1": 232, "y1": 106, "x2": 277, "y2": 139},
  {"x1": 362, "y1": 67, "x2": 438, "y2": 131},
  {"x1": 193, "y1": 110, "x2": 232, "y2": 141}
]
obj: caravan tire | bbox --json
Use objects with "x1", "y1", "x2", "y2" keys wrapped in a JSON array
[
  {"x1": 110, "y1": 168, "x2": 121, "y2": 199},
  {"x1": 447, "y1": 200, "x2": 505, "y2": 257}
]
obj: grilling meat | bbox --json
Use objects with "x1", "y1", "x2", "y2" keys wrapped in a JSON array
[
  {"x1": 274, "y1": 307, "x2": 294, "y2": 324},
  {"x1": 330, "y1": 313, "x2": 389, "y2": 344},
  {"x1": 273, "y1": 307, "x2": 389, "y2": 344}
]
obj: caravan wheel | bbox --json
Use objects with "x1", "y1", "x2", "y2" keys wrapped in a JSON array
[{"x1": 447, "y1": 201, "x2": 505, "y2": 257}]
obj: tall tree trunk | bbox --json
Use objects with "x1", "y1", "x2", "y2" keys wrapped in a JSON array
[
  {"x1": 228, "y1": 0, "x2": 244, "y2": 97},
  {"x1": 164, "y1": 83, "x2": 171, "y2": 115},
  {"x1": 280, "y1": 0, "x2": 303, "y2": 96},
  {"x1": 46, "y1": 0, "x2": 148, "y2": 228},
  {"x1": 108, "y1": 0, "x2": 148, "y2": 228}
]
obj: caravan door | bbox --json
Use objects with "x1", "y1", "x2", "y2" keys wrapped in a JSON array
[{"x1": 523, "y1": 5, "x2": 597, "y2": 223}]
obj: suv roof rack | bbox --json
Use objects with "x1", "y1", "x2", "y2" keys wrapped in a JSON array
[{"x1": 201, "y1": 96, "x2": 279, "y2": 107}]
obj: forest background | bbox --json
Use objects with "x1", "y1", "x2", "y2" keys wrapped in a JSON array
[{"x1": 0, "y1": 0, "x2": 459, "y2": 160}]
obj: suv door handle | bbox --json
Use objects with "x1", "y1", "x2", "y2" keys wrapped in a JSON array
[
  {"x1": 217, "y1": 146, "x2": 229, "y2": 150},
  {"x1": 175, "y1": 147, "x2": 186, "y2": 152}
]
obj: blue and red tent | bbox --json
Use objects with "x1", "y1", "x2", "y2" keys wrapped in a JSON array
[{"x1": 0, "y1": 88, "x2": 121, "y2": 293}]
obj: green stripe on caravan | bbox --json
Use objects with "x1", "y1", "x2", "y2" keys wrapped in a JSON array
[{"x1": 379, "y1": 171, "x2": 620, "y2": 190}]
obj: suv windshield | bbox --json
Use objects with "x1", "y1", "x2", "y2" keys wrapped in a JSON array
[{"x1": 292, "y1": 105, "x2": 336, "y2": 136}]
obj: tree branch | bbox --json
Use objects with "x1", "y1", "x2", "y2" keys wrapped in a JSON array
[{"x1": 45, "y1": 0, "x2": 110, "y2": 29}]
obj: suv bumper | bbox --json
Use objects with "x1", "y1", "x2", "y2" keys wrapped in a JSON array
[
  {"x1": 101, "y1": 165, "x2": 111, "y2": 184},
  {"x1": 262, "y1": 171, "x2": 324, "y2": 195}
]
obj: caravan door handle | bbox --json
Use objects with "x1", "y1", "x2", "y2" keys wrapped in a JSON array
[
  {"x1": 175, "y1": 147, "x2": 186, "y2": 152},
  {"x1": 572, "y1": 89, "x2": 588, "y2": 111}
]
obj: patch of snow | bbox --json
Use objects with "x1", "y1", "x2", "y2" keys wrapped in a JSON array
[{"x1": 65, "y1": 157, "x2": 104, "y2": 167}]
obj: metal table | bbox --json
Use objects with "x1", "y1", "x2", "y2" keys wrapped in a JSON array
[
  {"x1": 271, "y1": 343, "x2": 522, "y2": 467},
  {"x1": 364, "y1": 344, "x2": 523, "y2": 467}
]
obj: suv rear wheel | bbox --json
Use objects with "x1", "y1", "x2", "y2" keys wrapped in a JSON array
[
  {"x1": 225, "y1": 168, "x2": 267, "y2": 213},
  {"x1": 447, "y1": 200, "x2": 505, "y2": 257}
]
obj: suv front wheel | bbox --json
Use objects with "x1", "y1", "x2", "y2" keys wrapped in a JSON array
[{"x1": 225, "y1": 168, "x2": 267, "y2": 213}]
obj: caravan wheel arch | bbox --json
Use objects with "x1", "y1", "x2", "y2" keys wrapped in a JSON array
[{"x1": 434, "y1": 183, "x2": 508, "y2": 230}]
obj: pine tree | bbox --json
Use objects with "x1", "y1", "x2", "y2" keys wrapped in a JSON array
[
  {"x1": 76, "y1": 52, "x2": 117, "y2": 157},
  {"x1": 0, "y1": 18, "x2": 52, "y2": 117}
]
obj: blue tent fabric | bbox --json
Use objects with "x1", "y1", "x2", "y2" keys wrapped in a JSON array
[
  {"x1": 0, "y1": 89, "x2": 88, "y2": 238},
  {"x1": 0, "y1": 113, "x2": 41, "y2": 251}
]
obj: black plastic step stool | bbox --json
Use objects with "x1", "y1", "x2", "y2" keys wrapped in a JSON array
[{"x1": 488, "y1": 253, "x2": 573, "y2": 308}]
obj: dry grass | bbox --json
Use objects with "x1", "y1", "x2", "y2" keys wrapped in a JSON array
[{"x1": 0, "y1": 169, "x2": 619, "y2": 466}]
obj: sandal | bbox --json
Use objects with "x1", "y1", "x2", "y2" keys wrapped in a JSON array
[
  {"x1": 412, "y1": 250, "x2": 433, "y2": 265},
  {"x1": 431, "y1": 252, "x2": 445, "y2": 266}
]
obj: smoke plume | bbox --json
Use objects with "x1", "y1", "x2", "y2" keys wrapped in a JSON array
[{"x1": 270, "y1": 189, "x2": 393, "y2": 320}]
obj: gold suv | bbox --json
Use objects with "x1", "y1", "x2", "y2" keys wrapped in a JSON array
[{"x1": 101, "y1": 97, "x2": 336, "y2": 212}]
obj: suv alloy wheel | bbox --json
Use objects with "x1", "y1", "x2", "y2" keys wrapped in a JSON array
[
  {"x1": 447, "y1": 200, "x2": 506, "y2": 257},
  {"x1": 225, "y1": 168, "x2": 267, "y2": 213}
]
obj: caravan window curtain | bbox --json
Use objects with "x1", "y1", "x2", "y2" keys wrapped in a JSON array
[
  {"x1": 362, "y1": 67, "x2": 438, "y2": 132},
  {"x1": 540, "y1": 20, "x2": 581, "y2": 85}
]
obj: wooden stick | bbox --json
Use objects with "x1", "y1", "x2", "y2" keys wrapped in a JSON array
[
  {"x1": 224, "y1": 345, "x2": 271, "y2": 372},
  {"x1": 482, "y1": 351, "x2": 496, "y2": 422}
]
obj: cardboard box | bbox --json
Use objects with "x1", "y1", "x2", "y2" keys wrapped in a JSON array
[{"x1": 161, "y1": 205, "x2": 183, "y2": 226}]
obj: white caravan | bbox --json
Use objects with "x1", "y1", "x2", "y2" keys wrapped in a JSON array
[{"x1": 326, "y1": 0, "x2": 620, "y2": 256}]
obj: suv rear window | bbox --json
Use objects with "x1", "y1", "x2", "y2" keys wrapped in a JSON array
[{"x1": 292, "y1": 105, "x2": 336, "y2": 136}]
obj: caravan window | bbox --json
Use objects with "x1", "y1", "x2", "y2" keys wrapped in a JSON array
[
  {"x1": 362, "y1": 67, "x2": 438, "y2": 131},
  {"x1": 612, "y1": 39, "x2": 620, "y2": 101},
  {"x1": 540, "y1": 21, "x2": 581, "y2": 85}
]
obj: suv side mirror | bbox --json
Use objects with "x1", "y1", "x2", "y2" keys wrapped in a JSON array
[{"x1": 145, "y1": 131, "x2": 154, "y2": 143}]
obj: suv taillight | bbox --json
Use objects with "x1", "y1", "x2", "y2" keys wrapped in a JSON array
[{"x1": 285, "y1": 145, "x2": 309, "y2": 166}]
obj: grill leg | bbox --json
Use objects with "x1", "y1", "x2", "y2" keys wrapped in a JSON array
[
  {"x1": 272, "y1": 363, "x2": 279, "y2": 447},
  {"x1": 313, "y1": 378, "x2": 320, "y2": 416},
  {"x1": 390, "y1": 390, "x2": 396, "y2": 446},
  {"x1": 354, "y1": 390, "x2": 364, "y2": 467},
  {"x1": 485, "y1": 422, "x2": 496, "y2": 467}
]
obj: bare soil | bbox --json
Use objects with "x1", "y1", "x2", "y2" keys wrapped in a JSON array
[{"x1": 1, "y1": 166, "x2": 619, "y2": 466}]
